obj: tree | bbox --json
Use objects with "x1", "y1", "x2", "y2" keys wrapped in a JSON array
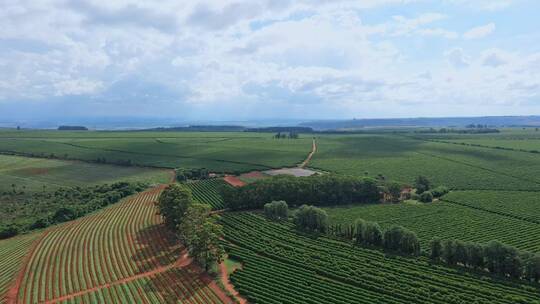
[
  {"x1": 354, "y1": 219, "x2": 367, "y2": 244},
  {"x1": 419, "y1": 191, "x2": 433, "y2": 203},
  {"x1": 386, "y1": 182, "x2": 402, "y2": 203},
  {"x1": 400, "y1": 230, "x2": 420, "y2": 256},
  {"x1": 293, "y1": 205, "x2": 328, "y2": 233},
  {"x1": 264, "y1": 201, "x2": 288, "y2": 221},
  {"x1": 442, "y1": 239, "x2": 457, "y2": 265},
  {"x1": 157, "y1": 184, "x2": 193, "y2": 230},
  {"x1": 179, "y1": 204, "x2": 225, "y2": 271},
  {"x1": 466, "y1": 242, "x2": 485, "y2": 270},
  {"x1": 454, "y1": 240, "x2": 468, "y2": 266},
  {"x1": 363, "y1": 221, "x2": 383, "y2": 247},
  {"x1": 383, "y1": 226, "x2": 405, "y2": 251},
  {"x1": 414, "y1": 176, "x2": 431, "y2": 194},
  {"x1": 430, "y1": 238, "x2": 443, "y2": 261},
  {"x1": 523, "y1": 255, "x2": 540, "y2": 282}
]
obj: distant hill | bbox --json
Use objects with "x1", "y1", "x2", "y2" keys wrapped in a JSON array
[
  {"x1": 141, "y1": 125, "x2": 246, "y2": 132},
  {"x1": 58, "y1": 125, "x2": 88, "y2": 130},
  {"x1": 245, "y1": 126, "x2": 314, "y2": 133},
  {"x1": 300, "y1": 116, "x2": 540, "y2": 130}
]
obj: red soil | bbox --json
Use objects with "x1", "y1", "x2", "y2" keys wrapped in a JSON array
[
  {"x1": 219, "y1": 262, "x2": 247, "y2": 304},
  {"x1": 42, "y1": 251, "x2": 194, "y2": 304},
  {"x1": 4, "y1": 231, "x2": 50, "y2": 304},
  {"x1": 223, "y1": 176, "x2": 246, "y2": 187},
  {"x1": 20, "y1": 167, "x2": 50, "y2": 176}
]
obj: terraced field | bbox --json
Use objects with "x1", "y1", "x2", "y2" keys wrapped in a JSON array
[
  {"x1": 185, "y1": 179, "x2": 230, "y2": 210},
  {"x1": 222, "y1": 213, "x2": 540, "y2": 304},
  {"x1": 0, "y1": 131, "x2": 312, "y2": 173},
  {"x1": 0, "y1": 154, "x2": 171, "y2": 193},
  {"x1": 0, "y1": 232, "x2": 42, "y2": 304},
  {"x1": 5, "y1": 186, "x2": 227, "y2": 304}
]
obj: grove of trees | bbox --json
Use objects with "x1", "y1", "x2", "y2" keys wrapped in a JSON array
[
  {"x1": 157, "y1": 184, "x2": 224, "y2": 271},
  {"x1": 264, "y1": 200, "x2": 289, "y2": 221},
  {"x1": 222, "y1": 174, "x2": 382, "y2": 210},
  {"x1": 293, "y1": 205, "x2": 328, "y2": 233},
  {"x1": 430, "y1": 238, "x2": 540, "y2": 282}
]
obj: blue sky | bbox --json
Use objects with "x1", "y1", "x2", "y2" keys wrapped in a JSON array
[{"x1": 1, "y1": 0, "x2": 540, "y2": 123}]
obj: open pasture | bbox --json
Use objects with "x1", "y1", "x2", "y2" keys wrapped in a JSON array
[
  {"x1": 222, "y1": 212, "x2": 540, "y2": 304},
  {"x1": 0, "y1": 131, "x2": 312, "y2": 173}
]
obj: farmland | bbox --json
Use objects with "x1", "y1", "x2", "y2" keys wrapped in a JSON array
[
  {"x1": 3, "y1": 186, "x2": 227, "y2": 304},
  {"x1": 185, "y1": 179, "x2": 230, "y2": 210},
  {"x1": 324, "y1": 201, "x2": 540, "y2": 253},
  {"x1": 311, "y1": 134, "x2": 540, "y2": 190},
  {"x1": 221, "y1": 212, "x2": 540, "y2": 304},
  {"x1": 0, "y1": 131, "x2": 312, "y2": 173},
  {"x1": 0, "y1": 154, "x2": 171, "y2": 194}
]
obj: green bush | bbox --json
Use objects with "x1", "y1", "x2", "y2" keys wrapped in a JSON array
[{"x1": 420, "y1": 191, "x2": 433, "y2": 203}]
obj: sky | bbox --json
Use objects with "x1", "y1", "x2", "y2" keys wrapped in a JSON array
[{"x1": 1, "y1": 0, "x2": 540, "y2": 123}]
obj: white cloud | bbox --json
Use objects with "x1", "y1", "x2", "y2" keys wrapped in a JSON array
[
  {"x1": 463, "y1": 23, "x2": 495, "y2": 39},
  {"x1": 445, "y1": 48, "x2": 469, "y2": 68}
]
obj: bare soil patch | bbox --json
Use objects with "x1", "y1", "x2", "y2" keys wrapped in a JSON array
[{"x1": 223, "y1": 176, "x2": 246, "y2": 187}]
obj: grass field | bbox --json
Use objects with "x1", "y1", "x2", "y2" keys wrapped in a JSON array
[
  {"x1": 8, "y1": 186, "x2": 226, "y2": 304},
  {"x1": 0, "y1": 131, "x2": 312, "y2": 173},
  {"x1": 0, "y1": 154, "x2": 171, "y2": 193},
  {"x1": 222, "y1": 212, "x2": 540, "y2": 304},
  {"x1": 185, "y1": 179, "x2": 230, "y2": 210}
]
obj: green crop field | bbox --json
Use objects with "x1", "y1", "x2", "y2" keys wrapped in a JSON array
[
  {"x1": 0, "y1": 154, "x2": 171, "y2": 194},
  {"x1": 185, "y1": 179, "x2": 230, "y2": 210},
  {"x1": 0, "y1": 130, "x2": 312, "y2": 173},
  {"x1": 7, "y1": 186, "x2": 226, "y2": 304},
  {"x1": 222, "y1": 212, "x2": 540, "y2": 304},
  {"x1": 324, "y1": 200, "x2": 540, "y2": 253},
  {"x1": 0, "y1": 232, "x2": 42, "y2": 303},
  {"x1": 311, "y1": 134, "x2": 540, "y2": 191}
]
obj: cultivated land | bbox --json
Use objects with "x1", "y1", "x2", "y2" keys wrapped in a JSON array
[
  {"x1": 3, "y1": 186, "x2": 227, "y2": 304},
  {"x1": 0, "y1": 154, "x2": 171, "y2": 193},
  {"x1": 222, "y1": 213, "x2": 540, "y2": 304},
  {"x1": 0, "y1": 131, "x2": 312, "y2": 173},
  {"x1": 4, "y1": 128, "x2": 540, "y2": 303}
]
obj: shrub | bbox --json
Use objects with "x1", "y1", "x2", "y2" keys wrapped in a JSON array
[
  {"x1": 419, "y1": 191, "x2": 433, "y2": 203},
  {"x1": 431, "y1": 186, "x2": 449, "y2": 198},
  {"x1": 264, "y1": 201, "x2": 288, "y2": 221}
]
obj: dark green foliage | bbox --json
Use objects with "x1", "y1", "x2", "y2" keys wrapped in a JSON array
[
  {"x1": 363, "y1": 221, "x2": 383, "y2": 247},
  {"x1": 419, "y1": 191, "x2": 433, "y2": 203},
  {"x1": 400, "y1": 230, "x2": 421, "y2": 256},
  {"x1": 382, "y1": 225, "x2": 420, "y2": 255},
  {"x1": 176, "y1": 168, "x2": 210, "y2": 182},
  {"x1": 0, "y1": 182, "x2": 145, "y2": 239},
  {"x1": 430, "y1": 238, "x2": 443, "y2": 261},
  {"x1": 156, "y1": 184, "x2": 194, "y2": 230},
  {"x1": 353, "y1": 219, "x2": 366, "y2": 244},
  {"x1": 264, "y1": 201, "x2": 288, "y2": 221},
  {"x1": 414, "y1": 175, "x2": 431, "y2": 194},
  {"x1": 223, "y1": 174, "x2": 382, "y2": 210},
  {"x1": 386, "y1": 182, "x2": 402, "y2": 202},
  {"x1": 383, "y1": 226, "x2": 406, "y2": 251},
  {"x1": 293, "y1": 205, "x2": 328, "y2": 233},
  {"x1": 431, "y1": 186, "x2": 449, "y2": 198}
]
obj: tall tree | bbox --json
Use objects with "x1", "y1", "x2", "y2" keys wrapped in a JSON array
[
  {"x1": 414, "y1": 176, "x2": 431, "y2": 194},
  {"x1": 179, "y1": 204, "x2": 225, "y2": 271},
  {"x1": 364, "y1": 221, "x2": 383, "y2": 247},
  {"x1": 430, "y1": 238, "x2": 443, "y2": 261},
  {"x1": 157, "y1": 184, "x2": 193, "y2": 230}
]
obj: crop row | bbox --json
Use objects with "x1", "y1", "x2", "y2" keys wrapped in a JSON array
[
  {"x1": 222, "y1": 212, "x2": 540, "y2": 304},
  {"x1": 0, "y1": 232, "x2": 41, "y2": 303},
  {"x1": 325, "y1": 202, "x2": 540, "y2": 253},
  {"x1": 54, "y1": 268, "x2": 223, "y2": 304},
  {"x1": 185, "y1": 179, "x2": 228, "y2": 210},
  {"x1": 14, "y1": 187, "x2": 223, "y2": 304}
]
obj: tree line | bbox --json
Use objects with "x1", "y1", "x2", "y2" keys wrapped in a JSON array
[
  {"x1": 157, "y1": 184, "x2": 224, "y2": 271},
  {"x1": 1, "y1": 182, "x2": 146, "y2": 239},
  {"x1": 263, "y1": 201, "x2": 420, "y2": 256},
  {"x1": 221, "y1": 174, "x2": 382, "y2": 210},
  {"x1": 430, "y1": 238, "x2": 540, "y2": 283}
]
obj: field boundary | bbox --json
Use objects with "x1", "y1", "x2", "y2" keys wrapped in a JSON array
[{"x1": 299, "y1": 138, "x2": 317, "y2": 168}]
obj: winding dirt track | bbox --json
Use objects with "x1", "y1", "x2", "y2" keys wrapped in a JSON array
[
  {"x1": 299, "y1": 138, "x2": 317, "y2": 168},
  {"x1": 219, "y1": 262, "x2": 247, "y2": 304}
]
